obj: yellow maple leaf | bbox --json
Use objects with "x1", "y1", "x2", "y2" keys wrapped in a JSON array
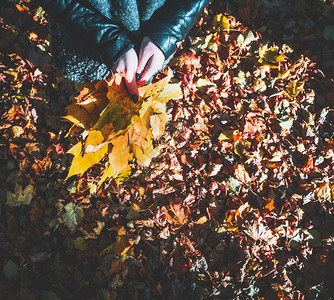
[
  {"x1": 133, "y1": 136, "x2": 159, "y2": 167},
  {"x1": 283, "y1": 80, "x2": 305, "y2": 99},
  {"x1": 139, "y1": 69, "x2": 182, "y2": 103},
  {"x1": 96, "y1": 165, "x2": 131, "y2": 189},
  {"x1": 84, "y1": 130, "x2": 105, "y2": 152},
  {"x1": 128, "y1": 116, "x2": 150, "y2": 150},
  {"x1": 129, "y1": 119, "x2": 159, "y2": 167},
  {"x1": 139, "y1": 97, "x2": 168, "y2": 139},
  {"x1": 66, "y1": 141, "x2": 109, "y2": 179},
  {"x1": 100, "y1": 235, "x2": 134, "y2": 257},
  {"x1": 259, "y1": 44, "x2": 285, "y2": 66},
  {"x1": 317, "y1": 182, "x2": 332, "y2": 202},
  {"x1": 95, "y1": 74, "x2": 139, "y2": 133},
  {"x1": 212, "y1": 14, "x2": 230, "y2": 33},
  {"x1": 108, "y1": 132, "x2": 132, "y2": 175},
  {"x1": 65, "y1": 70, "x2": 182, "y2": 187},
  {"x1": 63, "y1": 81, "x2": 109, "y2": 129},
  {"x1": 150, "y1": 114, "x2": 166, "y2": 139}
]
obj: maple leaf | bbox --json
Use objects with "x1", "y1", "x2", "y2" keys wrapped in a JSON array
[
  {"x1": 163, "y1": 204, "x2": 190, "y2": 230},
  {"x1": 108, "y1": 132, "x2": 132, "y2": 174},
  {"x1": 64, "y1": 70, "x2": 182, "y2": 185},
  {"x1": 63, "y1": 81, "x2": 109, "y2": 129},
  {"x1": 100, "y1": 227, "x2": 135, "y2": 257},
  {"x1": 139, "y1": 69, "x2": 182, "y2": 103},
  {"x1": 66, "y1": 140, "x2": 109, "y2": 179},
  {"x1": 317, "y1": 182, "x2": 332, "y2": 202},
  {"x1": 97, "y1": 132, "x2": 132, "y2": 187},
  {"x1": 259, "y1": 44, "x2": 285, "y2": 66},
  {"x1": 95, "y1": 74, "x2": 139, "y2": 133},
  {"x1": 283, "y1": 80, "x2": 305, "y2": 99},
  {"x1": 212, "y1": 14, "x2": 230, "y2": 33},
  {"x1": 129, "y1": 124, "x2": 158, "y2": 167}
]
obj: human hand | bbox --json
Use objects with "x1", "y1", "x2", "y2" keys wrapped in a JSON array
[
  {"x1": 136, "y1": 36, "x2": 165, "y2": 86},
  {"x1": 112, "y1": 47, "x2": 139, "y2": 102}
]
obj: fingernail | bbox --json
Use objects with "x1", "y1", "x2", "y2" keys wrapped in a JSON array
[
  {"x1": 131, "y1": 94, "x2": 138, "y2": 103},
  {"x1": 135, "y1": 73, "x2": 140, "y2": 81},
  {"x1": 138, "y1": 80, "x2": 147, "y2": 86}
]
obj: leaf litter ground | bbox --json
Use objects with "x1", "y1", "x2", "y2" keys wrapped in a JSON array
[{"x1": 0, "y1": 1, "x2": 334, "y2": 299}]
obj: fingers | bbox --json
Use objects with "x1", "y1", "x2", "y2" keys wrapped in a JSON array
[
  {"x1": 137, "y1": 54, "x2": 163, "y2": 86},
  {"x1": 136, "y1": 37, "x2": 165, "y2": 86},
  {"x1": 111, "y1": 62, "x2": 122, "y2": 75},
  {"x1": 111, "y1": 48, "x2": 139, "y2": 101},
  {"x1": 124, "y1": 71, "x2": 139, "y2": 102},
  {"x1": 137, "y1": 49, "x2": 152, "y2": 76}
]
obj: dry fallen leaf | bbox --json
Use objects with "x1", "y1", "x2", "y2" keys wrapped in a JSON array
[
  {"x1": 62, "y1": 203, "x2": 84, "y2": 231},
  {"x1": 259, "y1": 44, "x2": 285, "y2": 66},
  {"x1": 6, "y1": 184, "x2": 34, "y2": 207}
]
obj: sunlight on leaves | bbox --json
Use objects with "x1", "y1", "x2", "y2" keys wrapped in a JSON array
[
  {"x1": 64, "y1": 71, "x2": 182, "y2": 186},
  {"x1": 259, "y1": 44, "x2": 285, "y2": 66},
  {"x1": 212, "y1": 14, "x2": 230, "y2": 33},
  {"x1": 284, "y1": 80, "x2": 305, "y2": 99},
  {"x1": 317, "y1": 182, "x2": 332, "y2": 202},
  {"x1": 191, "y1": 34, "x2": 219, "y2": 54},
  {"x1": 66, "y1": 141, "x2": 109, "y2": 179},
  {"x1": 237, "y1": 30, "x2": 255, "y2": 48},
  {"x1": 279, "y1": 115, "x2": 295, "y2": 130},
  {"x1": 100, "y1": 235, "x2": 134, "y2": 257}
]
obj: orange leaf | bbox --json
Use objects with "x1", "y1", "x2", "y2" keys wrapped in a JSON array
[
  {"x1": 265, "y1": 198, "x2": 275, "y2": 211},
  {"x1": 164, "y1": 204, "x2": 190, "y2": 229}
]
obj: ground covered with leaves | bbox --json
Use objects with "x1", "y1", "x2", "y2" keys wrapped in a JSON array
[{"x1": 1, "y1": 0, "x2": 334, "y2": 299}]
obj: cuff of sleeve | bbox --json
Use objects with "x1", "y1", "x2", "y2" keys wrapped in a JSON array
[
  {"x1": 99, "y1": 31, "x2": 134, "y2": 68},
  {"x1": 145, "y1": 33, "x2": 178, "y2": 59}
]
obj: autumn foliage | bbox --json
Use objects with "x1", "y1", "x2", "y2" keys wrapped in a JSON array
[
  {"x1": 64, "y1": 70, "x2": 182, "y2": 186},
  {"x1": 1, "y1": 1, "x2": 334, "y2": 299}
]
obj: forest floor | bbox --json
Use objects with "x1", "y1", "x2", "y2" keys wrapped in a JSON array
[{"x1": 0, "y1": 0, "x2": 333, "y2": 299}]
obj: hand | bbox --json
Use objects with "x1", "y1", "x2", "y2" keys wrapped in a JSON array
[
  {"x1": 136, "y1": 36, "x2": 165, "y2": 86},
  {"x1": 112, "y1": 48, "x2": 139, "y2": 102}
]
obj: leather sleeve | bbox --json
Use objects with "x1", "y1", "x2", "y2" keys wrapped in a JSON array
[
  {"x1": 37, "y1": 0, "x2": 134, "y2": 68},
  {"x1": 144, "y1": 0, "x2": 211, "y2": 58}
]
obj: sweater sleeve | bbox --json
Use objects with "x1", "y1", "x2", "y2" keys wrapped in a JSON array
[
  {"x1": 144, "y1": 0, "x2": 211, "y2": 58},
  {"x1": 37, "y1": 0, "x2": 134, "y2": 68}
]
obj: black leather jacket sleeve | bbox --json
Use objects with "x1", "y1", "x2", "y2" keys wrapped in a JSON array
[
  {"x1": 37, "y1": 0, "x2": 134, "y2": 68},
  {"x1": 144, "y1": 0, "x2": 211, "y2": 59}
]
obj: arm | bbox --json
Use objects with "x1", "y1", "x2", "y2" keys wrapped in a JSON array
[
  {"x1": 37, "y1": 0, "x2": 134, "y2": 68},
  {"x1": 144, "y1": 0, "x2": 211, "y2": 59}
]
